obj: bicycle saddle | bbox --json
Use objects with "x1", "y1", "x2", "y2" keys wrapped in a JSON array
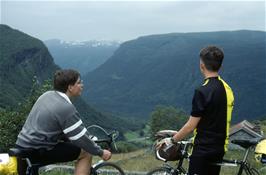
[
  {"x1": 231, "y1": 139, "x2": 259, "y2": 149},
  {"x1": 9, "y1": 148, "x2": 35, "y2": 158}
]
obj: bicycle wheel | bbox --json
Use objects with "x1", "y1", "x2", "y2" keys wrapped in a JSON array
[
  {"x1": 245, "y1": 167, "x2": 260, "y2": 175},
  {"x1": 92, "y1": 162, "x2": 125, "y2": 175},
  {"x1": 147, "y1": 167, "x2": 173, "y2": 175}
]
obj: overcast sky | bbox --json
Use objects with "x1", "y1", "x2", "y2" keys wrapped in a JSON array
[{"x1": 1, "y1": 0, "x2": 265, "y2": 42}]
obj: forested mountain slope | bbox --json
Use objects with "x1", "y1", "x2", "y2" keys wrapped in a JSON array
[{"x1": 83, "y1": 31, "x2": 266, "y2": 122}]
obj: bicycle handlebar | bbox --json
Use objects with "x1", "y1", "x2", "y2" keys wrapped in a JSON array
[
  {"x1": 155, "y1": 140, "x2": 193, "y2": 162},
  {"x1": 87, "y1": 125, "x2": 119, "y2": 151},
  {"x1": 156, "y1": 149, "x2": 167, "y2": 162}
]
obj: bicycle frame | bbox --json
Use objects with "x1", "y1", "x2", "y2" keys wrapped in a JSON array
[
  {"x1": 152, "y1": 138, "x2": 261, "y2": 175},
  {"x1": 10, "y1": 125, "x2": 120, "y2": 175},
  {"x1": 155, "y1": 140, "x2": 192, "y2": 175},
  {"x1": 157, "y1": 156, "x2": 187, "y2": 175},
  {"x1": 87, "y1": 124, "x2": 119, "y2": 150},
  {"x1": 237, "y1": 146, "x2": 252, "y2": 175},
  {"x1": 217, "y1": 147, "x2": 252, "y2": 175},
  {"x1": 214, "y1": 139, "x2": 261, "y2": 175}
]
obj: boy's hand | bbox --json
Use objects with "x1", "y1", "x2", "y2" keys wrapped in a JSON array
[
  {"x1": 155, "y1": 137, "x2": 172, "y2": 150},
  {"x1": 101, "y1": 149, "x2": 112, "y2": 161}
]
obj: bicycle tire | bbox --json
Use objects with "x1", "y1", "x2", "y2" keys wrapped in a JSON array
[
  {"x1": 92, "y1": 162, "x2": 125, "y2": 175},
  {"x1": 147, "y1": 167, "x2": 174, "y2": 175},
  {"x1": 246, "y1": 167, "x2": 260, "y2": 175}
]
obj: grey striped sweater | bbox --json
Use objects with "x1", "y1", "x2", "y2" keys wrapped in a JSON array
[{"x1": 16, "y1": 91, "x2": 103, "y2": 156}]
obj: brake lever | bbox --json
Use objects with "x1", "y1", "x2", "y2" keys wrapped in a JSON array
[{"x1": 113, "y1": 140, "x2": 118, "y2": 151}]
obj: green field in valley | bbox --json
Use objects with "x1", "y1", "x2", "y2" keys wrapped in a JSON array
[{"x1": 40, "y1": 147, "x2": 266, "y2": 175}]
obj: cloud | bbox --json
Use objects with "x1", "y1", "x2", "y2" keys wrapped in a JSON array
[{"x1": 1, "y1": 1, "x2": 265, "y2": 41}]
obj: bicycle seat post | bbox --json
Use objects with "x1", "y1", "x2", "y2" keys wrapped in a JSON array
[
  {"x1": 242, "y1": 147, "x2": 251, "y2": 163},
  {"x1": 230, "y1": 139, "x2": 260, "y2": 175}
]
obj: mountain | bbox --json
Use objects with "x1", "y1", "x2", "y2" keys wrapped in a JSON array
[
  {"x1": 83, "y1": 30, "x2": 266, "y2": 122},
  {"x1": 0, "y1": 24, "x2": 139, "y2": 132},
  {"x1": 44, "y1": 39, "x2": 120, "y2": 75},
  {"x1": 0, "y1": 24, "x2": 59, "y2": 108},
  {"x1": 73, "y1": 97, "x2": 141, "y2": 132}
]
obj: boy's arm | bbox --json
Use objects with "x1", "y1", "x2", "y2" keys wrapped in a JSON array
[{"x1": 172, "y1": 116, "x2": 201, "y2": 142}]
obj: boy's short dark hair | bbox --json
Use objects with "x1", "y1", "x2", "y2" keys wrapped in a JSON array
[
  {"x1": 53, "y1": 69, "x2": 80, "y2": 93},
  {"x1": 199, "y1": 46, "x2": 224, "y2": 72}
]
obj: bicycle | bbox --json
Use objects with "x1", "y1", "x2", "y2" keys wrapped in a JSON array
[
  {"x1": 147, "y1": 139, "x2": 192, "y2": 175},
  {"x1": 9, "y1": 125, "x2": 125, "y2": 175},
  {"x1": 147, "y1": 135, "x2": 262, "y2": 175},
  {"x1": 213, "y1": 138, "x2": 262, "y2": 175},
  {"x1": 146, "y1": 130, "x2": 192, "y2": 175}
]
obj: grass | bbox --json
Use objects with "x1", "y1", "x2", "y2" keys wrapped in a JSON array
[
  {"x1": 124, "y1": 131, "x2": 140, "y2": 141},
  {"x1": 111, "y1": 149, "x2": 266, "y2": 175},
  {"x1": 40, "y1": 148, "x2": 266, "y2": 175}
]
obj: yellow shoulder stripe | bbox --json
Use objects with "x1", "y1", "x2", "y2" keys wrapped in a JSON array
[
  {"x1": 202, "y1": 79, "x2": 209, "y2": 86},
  {"x1": 218, "y1": 76, "x2": 234, "y2": 152}
]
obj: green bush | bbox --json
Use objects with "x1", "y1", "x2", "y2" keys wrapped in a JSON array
[
  {"x1": 0, "y1": 80, "x2": 52, "y2": 152},
  {"x1": 149, "y1": 105, "x2": 187, "y2": 140},
  {"x1": 115, "y1": 141, "x2": 143, "y2": 153}
]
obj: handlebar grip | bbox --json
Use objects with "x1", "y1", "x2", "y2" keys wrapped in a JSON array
[{"x1": 95, "y1": 139, "x2": 112, "y2": 144}]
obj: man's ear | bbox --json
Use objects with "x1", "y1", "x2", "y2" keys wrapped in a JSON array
[{"x1": 67, "y1": 84, "x2": 73, "y2": 92}]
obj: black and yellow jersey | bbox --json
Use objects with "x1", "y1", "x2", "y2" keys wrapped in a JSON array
[{"x1": 191, "y1": 76, "x2": 234, "y2": 155}]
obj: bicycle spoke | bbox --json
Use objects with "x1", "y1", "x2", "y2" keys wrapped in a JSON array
[
  {"x1": 147, "y1": 167, "x2": 173, "y2": 175},
  {"x1": 92, "y1": 162, "x2": 124, "y2": 175},
  {"x1": 243, "y1": 165, "x2": 260, "y2": 175},
  {"x1": 249, "y1": 168, "x2": 260, "y2": 175}
]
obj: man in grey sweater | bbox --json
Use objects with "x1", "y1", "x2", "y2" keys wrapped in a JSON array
[{"x1": 16, "y1": 69, "x2": 111, "y2": 175}]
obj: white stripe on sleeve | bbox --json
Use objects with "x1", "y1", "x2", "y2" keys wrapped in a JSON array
[
  {"x1": 63, "y1": 120, "x2": 82, "y2": 134},
  {"x1": 69, "y1": 128, "x2": 87, "y2": 141}
]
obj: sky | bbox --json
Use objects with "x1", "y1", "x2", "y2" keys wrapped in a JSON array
[{"x1": 0, "y1": 0, "x2": 265, "y2": 42}]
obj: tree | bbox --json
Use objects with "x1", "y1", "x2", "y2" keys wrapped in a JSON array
[
  {"x1": 149, "y1": 105, "x2": 187, "y2": 140},
  {"x1": 0, "y1": 79, "x2": 52, "y2": 152}
]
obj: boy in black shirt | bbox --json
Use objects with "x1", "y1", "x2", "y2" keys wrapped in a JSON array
[{"x1": 158, "y1": 46, "x2": 234, "y2": 175}]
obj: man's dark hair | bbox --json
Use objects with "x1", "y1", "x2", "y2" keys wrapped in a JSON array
[
  {"x1": 199, "y1": 46, "x2": 224, "y2": 72},
  {"x1": 53, "y1": 69, "x2": 80, "y2": 93}
]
